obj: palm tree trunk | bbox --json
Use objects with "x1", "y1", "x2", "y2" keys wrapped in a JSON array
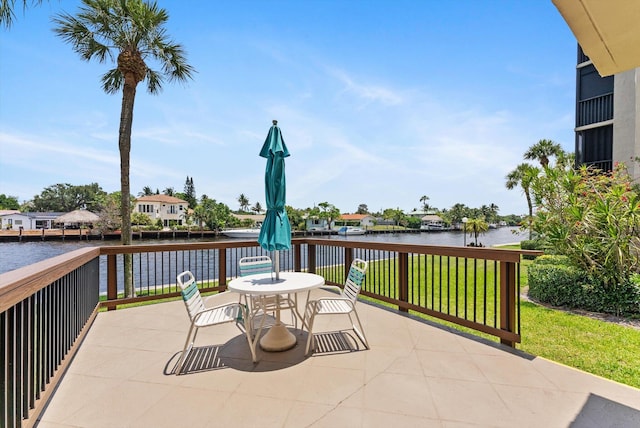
[
  {"x1": 119, "y1": 81, "x2": 136, "y2": 297},
  {"x1": 525, "y1": 191, "x2": 533, "y2": 240}
]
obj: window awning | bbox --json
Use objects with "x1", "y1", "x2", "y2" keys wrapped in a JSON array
[{"x1": 552, "y1": 0, "x2": 640, "y2": 76}]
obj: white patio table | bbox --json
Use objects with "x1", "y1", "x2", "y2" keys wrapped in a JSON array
[{"x1": 228, "y1": 271, "x2": 324, "y2": 352}]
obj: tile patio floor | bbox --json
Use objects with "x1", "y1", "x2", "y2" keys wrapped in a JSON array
[{"x1": 36, "y1": 289, "x2": 640, "y2": 427}]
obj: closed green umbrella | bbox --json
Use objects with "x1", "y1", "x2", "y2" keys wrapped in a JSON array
[{"x1": 257, "y1": 120, "x2": 291, "y2": 279}]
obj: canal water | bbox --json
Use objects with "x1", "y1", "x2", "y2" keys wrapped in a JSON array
[{"x1": 0, "y1": 227, "x2": 526, "y2": 276}]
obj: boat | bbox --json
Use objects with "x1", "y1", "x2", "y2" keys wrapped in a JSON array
[
  {"x1": 337, "y1": 226, "x2": 366, "y2": 236},
  {"x1": 221, "y1": 228, "x2": 261, "y2": 239},
  {"x1": 420, "y1": 222, "x2": 449, "y2": 231}
]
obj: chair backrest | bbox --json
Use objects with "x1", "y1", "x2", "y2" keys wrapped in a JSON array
[
  {"x1": 239, "y1": 256, "x2": 273, "y2": 277},
  {"x1": 342, "y1": 258, "x2": 368, "y2": 303},
  {"x1": 177, "y1": 271, "x2": 205, "y2": 321}
]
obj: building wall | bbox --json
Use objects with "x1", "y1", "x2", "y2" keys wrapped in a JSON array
[
  {"x1": 613, "y1": 67, "x2": 640, "y2": 180},
  {"x1": 134, "y1": 199, "x2": 187, "y2": 227}
]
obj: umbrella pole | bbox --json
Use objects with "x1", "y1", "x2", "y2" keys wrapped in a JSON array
[{"x1": 274, "y1": 250, "x2": 280, "y2": 280}]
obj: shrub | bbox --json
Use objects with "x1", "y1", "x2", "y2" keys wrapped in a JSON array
[
  {"x1": 520, "y1": 239, "x2": 543, "y2": 259},
  {"x1": 531, "y1": 161, "x2": 640, "y2": 288},
  {"x1": 532, "y1": 254, "x2": 572, "y2": 266},
  {"x1": 528, "y1": 258, "x2": 640, "y2": 316},
  {"x1": 528, "y1": 262, "x2": 588, "y2": 307}
]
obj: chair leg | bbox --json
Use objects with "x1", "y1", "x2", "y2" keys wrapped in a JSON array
[
  {"x1": 176, "y1": 323, "x2": 198, "y2": 374},
  {"x1": 305, "y1": 312, "x2": 317, "y2": 355},
  {"x1": 349, "y1": 311, "x2": 369, "y2": 349}
]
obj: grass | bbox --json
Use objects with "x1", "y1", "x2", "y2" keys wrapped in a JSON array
[{"x1": 519, "y1": 301, "x2": 640, "y2": 388}]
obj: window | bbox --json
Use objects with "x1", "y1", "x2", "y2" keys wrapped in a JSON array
[
  {"x1": 169, "y1": 205, "x2": 177, "y2": 214},
  {"x1": 139, "y1": 204, "x2": 154, "y2": 213}
]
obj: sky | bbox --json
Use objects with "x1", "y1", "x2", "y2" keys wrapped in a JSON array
[{"x1": 0, "y1": 1, "x2": 578, "y2": 216}]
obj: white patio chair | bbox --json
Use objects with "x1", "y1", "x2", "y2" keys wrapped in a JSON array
[
  {"x1": 304, "y1": 258, "x2": 369, "y2": 355},
  {"x1": 238, "y1": 256, "x2": 298, "y2": 330},
  {"x1": 176, "y1": 271, "x2": 255, "y2": 373}
]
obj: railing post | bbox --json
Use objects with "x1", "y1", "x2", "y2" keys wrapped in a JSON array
[
  {"x1": 307, "y1": 244, "x2": 316, "y2": 273},
  {"x1": 107, "y1": 254, "x2": 117, "y2": 311},
  {"x1": 344, "y1": 247, "x2": 354, "y2": 282},
  {"x1": 398, "y1": 252, "x2": 409, "y2": 313},
  {"x1": 293, "y1": 243, "x2": 302, "y2": 272},
  {"x1": 499, "y1": 261, "x2": 517, "y2": 347},
  {"x1": 219, "y1": 249, "x2": 227, "y2": 288}
]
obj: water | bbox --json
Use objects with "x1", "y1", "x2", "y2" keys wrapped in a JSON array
[{"x1": 0, "y1": 227, "x2": 526, "y2": 276}]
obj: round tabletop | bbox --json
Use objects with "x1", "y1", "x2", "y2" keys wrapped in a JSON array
[{"x1": 227, "y1": 271, "x2": 325, "y2": 295}]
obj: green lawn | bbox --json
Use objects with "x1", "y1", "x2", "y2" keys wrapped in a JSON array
[{"x1": 519, "y1": 301, "x2": 640, "y2": 388}]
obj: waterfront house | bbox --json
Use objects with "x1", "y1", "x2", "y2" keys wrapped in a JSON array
[
  {"x1": 0, "y1": 211, "x2": 63, "y2": 230},
  {"x1": 305, "y1": 217, "x2": 331, "y2": 231},
  {"x1": 134, "y1": 195, "x2": 188, "y2": 228},
  {"x1": 335, "y1": 213, "x2": 376, "y2": 229},
  {"x1": 420, "y1": 214, "x2": 446, "y2": 230}
]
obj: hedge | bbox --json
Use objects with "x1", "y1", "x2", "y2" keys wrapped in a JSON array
[{"x1": 528, "y1": 256, "x2": 640, "y2": 316}]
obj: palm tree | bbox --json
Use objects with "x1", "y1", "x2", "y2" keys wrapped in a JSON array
[
  {"x1": 53, "y1": 0, "x2": 194, "y2": 297},
  {"x1": 465, "y1": 218, "x2": 489, "y2": 246},
  {"x1": 138, "y1": 186, "x2": 154, "y2": 197},
  {"x1": 419, "y1": 195, "x2": 430, "y2": 212},
  {"x1": 489, "y1": 203, "x2": 499, "y2": 223},
  {"x1": 1, "y1": 0, "x2": 45, "y2": 28},
  {"x1": 251, "y1": 202, "x2": 263, "y2": 214},
  {"x1": 465, "y1": 218, "x2": 489, "y2": 247},
  {"x1": 524, "y1": 139, "x2": 563, "y2": 168},
  {"x1": 506, "y1": 163, "x2": 540, "y2": 239},
  {"x1": 237, "y1": 194, "x2": 249, "y2": 212}
]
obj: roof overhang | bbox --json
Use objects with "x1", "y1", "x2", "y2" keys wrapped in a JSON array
[{"x1": 552, "y1": 0, "x2": 640, "y2": 76}]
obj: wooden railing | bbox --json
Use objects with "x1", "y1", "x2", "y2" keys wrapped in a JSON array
[
  {"x1": 0, "y1": 248, "x2": 100, "y2": 428},
  {"x1": 0, "y1": 238, "x2": 539, "y2": 426}
]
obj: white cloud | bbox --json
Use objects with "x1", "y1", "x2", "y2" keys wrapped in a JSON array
[{"x1": 327, "y1": 68, "x2": 404, "y2": 106}]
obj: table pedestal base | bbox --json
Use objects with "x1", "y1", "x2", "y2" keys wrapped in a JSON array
[{"x1": 259, "y1": 322, "x2": 296, "y2": 351}]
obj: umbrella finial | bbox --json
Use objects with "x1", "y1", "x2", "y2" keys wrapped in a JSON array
[{"x1": 272, "y1": 119, "x2": 278, "y2": 126}]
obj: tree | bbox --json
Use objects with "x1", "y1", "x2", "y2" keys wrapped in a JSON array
[
  {"x1": 419, "y1": 195, "x2": 430, "y2": 212},
  {"x1": 0, "y1": 194, "x2": 20, "y2": 210},
  {"x1": 524, "y1": 139, "x2": 563, "y2": 168},
  {"x1": 197, "y1": 197, "x2": 233, "y2": 231},
  {"x1": 356, "y1": 203, "x2": 369, "y2": 214},
  {"x1": 237, "y1": 193, "x2": 249, "y2": 212},
  {"x1": 505, "y1": 163, "x2": 539, "y2": 239},
  {"x1": 53, "y1": 0, "x2": 195, "y2": 297},
  {"x1": 1, "y1": 0, "x2": 45, "y2": 28},
  {"x1": 444, "y1": 203, "x2": 471, "y2": 226},
  {"x1": 251, "y1": 202, "x2": 262, "y2": 214},
  {"x1": 488, "y1": 203, "x2": 500, "y2": 223},
  {"x1": 183, "y1": 176, "x2": 196, "y2": 208},
  {"x1": 31, "y1": 183, "x2": 107, "y2": 212},
  {"x1": 465, "y1": 218, "x2": 489, "y2": 246},
  {"x1": 163, "y1": 187, "x2": 175, "y2": 196},
  {"x1": 316, "y1": 202, "x2": 340, "y2": 230},
  {"x1": 383, "y1": 207, "x2": 405, "y2": 227},
  {"x1": 531, "y1": 161, "x2": 640, "y2": 288},
  {"x1": 95, "y1": 191, "x2": 122, "y2": 232},
  {"x1": 285, "y1": 205, "x2": 304, "y2": 230},
  {"x1": 138, "y1": 186, "x2": 154, "y2": 197}
]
